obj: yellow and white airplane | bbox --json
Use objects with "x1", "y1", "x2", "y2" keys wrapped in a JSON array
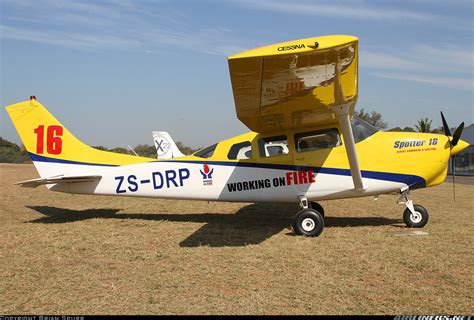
[{"x1": 6, "y1": 35, "x2": 469, "y2": 237}]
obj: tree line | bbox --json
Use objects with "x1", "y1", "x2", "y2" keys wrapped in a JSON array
[
  {"x1": 0, "y1": 138, "x2": 198, "y2": 164},
  {"x1": 354, "y1": 108, "x2": 448, "y2": 133},
  {"x1": 0, "y1": 109, "x2": 460, "y2": 163},
  {"x1": 0, "y1": 137, "x2": 30, "y2": 163}
]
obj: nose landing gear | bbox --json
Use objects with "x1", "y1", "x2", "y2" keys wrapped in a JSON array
[{"x1": 398, "y1": 189, "x2": 429, "y2": 228}]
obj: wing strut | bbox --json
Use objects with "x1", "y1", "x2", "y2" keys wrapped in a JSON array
[{"x1": 331, "y1": 103, "x2": 365, "y2": 191}]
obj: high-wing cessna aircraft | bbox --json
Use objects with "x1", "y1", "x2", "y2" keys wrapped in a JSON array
[{"x1": 6, "y1": 35, "x2": 468, "y2": 237}]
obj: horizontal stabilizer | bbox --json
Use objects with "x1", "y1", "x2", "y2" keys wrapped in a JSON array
[{"x1": 16, "y1": 175, "x2": 102, "y2": 188}]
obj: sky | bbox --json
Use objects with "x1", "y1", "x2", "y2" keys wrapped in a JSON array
[{"x1": 1, "y1": 0, "x2": 473, "y2": 149}]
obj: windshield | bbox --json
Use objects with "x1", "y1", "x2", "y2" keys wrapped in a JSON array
[
  {"x1": 194, "y1": 143, "x2": 217, "y2": 158},
  {"x1": 351, "y1": 117, "x2": 378, "y2": 143}
]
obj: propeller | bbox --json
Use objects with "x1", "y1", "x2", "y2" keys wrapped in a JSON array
[
  {"x1": 440, "y1": 111, "x2": 465, "y2": 202},
  {"x1": 451, "y1": 122, "x2": 464, "y2": 147},
  {"x1": 440, "y1": 111, "x2": 451, "y2": 137}
]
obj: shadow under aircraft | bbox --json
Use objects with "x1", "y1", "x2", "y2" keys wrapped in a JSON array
[{"x1": 27, "y1": 204, "x2": 401, "y2": 247}]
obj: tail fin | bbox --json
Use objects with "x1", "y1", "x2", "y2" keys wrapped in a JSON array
[
  {"x1": 5, "y1": 98, "x2": 154, "y2": 178},
  {"x1": 152, "y1": 131, "x2": 185, "y2": 159}
]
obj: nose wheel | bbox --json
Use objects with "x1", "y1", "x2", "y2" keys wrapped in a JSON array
[
  {"x1": 403, "y1": 204, "x2": 429, "y2": 228},
  {"x1": 398, "y1": 189, "x2": 429, "y2": 228}
]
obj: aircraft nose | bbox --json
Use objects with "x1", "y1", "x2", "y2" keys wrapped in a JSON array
[{"x1": 450, "y1": 139, "x2": 469, "y2": 157}]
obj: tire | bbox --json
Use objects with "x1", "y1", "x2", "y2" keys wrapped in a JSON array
[
  {"x1": 310, "y1": 201, "x2": 325, "y2": 216},
  {"x1": 403, "y1": 204, "x2": 429, "y2": 228},
  {"x1": 292, "y1": 209, "x2": 324, "y2": 237}
]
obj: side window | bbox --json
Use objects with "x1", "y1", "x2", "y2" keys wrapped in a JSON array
[
  {"x1": 258, "y1": 135, "x2": 289, "y2": 157},
  {"x1": 228, "y1": 141, "x2": 252, "y2": 160},
  {"x1": 295, "y1": 128, "x2": 341, "y2": 152},
  {"x1": 194, "y1": 143, "x2": 217, "y2": 158}
]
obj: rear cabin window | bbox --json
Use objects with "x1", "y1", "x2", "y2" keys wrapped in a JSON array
[
  {"x1": 295, "y1": 129, "x2": 341, "y2": 152},
  {"x1": 194, "y1": 143, "x2": 217, "y2": 158},
  {"x1": 258, "y1": 135, "x2": 289, "y2": 157},
  {"x1": 228, "y1": 141, "x2": 252, "y2": 160}
]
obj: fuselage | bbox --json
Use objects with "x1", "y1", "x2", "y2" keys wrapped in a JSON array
[{"x1": 43, "y1": 121, "x2": 462, "y2": 204}]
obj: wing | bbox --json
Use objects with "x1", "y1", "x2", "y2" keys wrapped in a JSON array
[
  {"x1": 16, "y1": 175, "x2": 102, "y2": 188},
  {"x1": 228, "y1": 35, "x2": 358, "y2": 133},
  {"x1": 228, "y1": 35, "x2": 365, "y2": 190}
]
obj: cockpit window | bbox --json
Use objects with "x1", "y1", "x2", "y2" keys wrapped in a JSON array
[
  {"x1": 351, "y1": 118, "x2": 378, "y2": 143},
  {"x1": 228, "y1": 141, "x2": 252, "y2": 160},
  {"x1": 194, "y1": 143, "x2": 217, "y2": 158}
]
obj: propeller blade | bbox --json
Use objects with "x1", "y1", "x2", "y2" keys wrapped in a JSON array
[
  {"x1": 440, "y1": 111, "x2": 452, "y2": 137},
  {"x1": 451, "y1": 122, "x2": 464, "y2": 147}
]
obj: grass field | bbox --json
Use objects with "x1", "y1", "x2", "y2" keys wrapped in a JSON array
[{"x1": 1, "y1": 163, "x2": 473, "y2": 315}]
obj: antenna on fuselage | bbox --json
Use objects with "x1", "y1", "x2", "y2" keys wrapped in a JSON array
[{"x1": 128, "y1": 145, "x2": 139, "y2": 157}]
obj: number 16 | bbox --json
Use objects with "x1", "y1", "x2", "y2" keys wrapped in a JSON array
[{"x1": 33, "y1": 125, "x2": 63, "y2": 154}]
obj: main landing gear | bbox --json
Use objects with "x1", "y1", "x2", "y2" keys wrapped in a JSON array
[
  {"x1": 292, "y1": 196, "x2": 325, "y2": 237},
  {"x1": 398, "y1": 189, "x2": 429, "y2": 228}
]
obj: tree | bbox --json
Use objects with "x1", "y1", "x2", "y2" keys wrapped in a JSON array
[
  {"x1": 92, "y1": 145, "x2": 108, "y2": 151},
  {"x1": 133, "y1": 144, "x2": 157, "y2": 158},
  {"x1": 109, "y1": 147, "x2": 131, "y2": 155},
  {"x1": 0, "y1": 137, "x2": 30, "y2": 163},
  {"x1": 387, "y1": 126, "x2": 415, "y2": 132},
  {"x1": 430, "y1": 126, "x2": 452, "y2": 134},
  {"x1": 176, "y1": 141, "x2": 197, "y2": 155},
  {"x1": 353, "y1": 108, "x2": 388, "y2": 129},
  {"x1": 415, "y1": 118, "x2": 432, "y2": 133}
]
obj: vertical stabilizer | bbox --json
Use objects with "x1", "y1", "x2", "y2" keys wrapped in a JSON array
[
  {"x1": 152, "y1": 131, "x2": 185, "y2": 159},
  {"x1": 5, "y1": 98, "x2": 153, "y2": 178}
]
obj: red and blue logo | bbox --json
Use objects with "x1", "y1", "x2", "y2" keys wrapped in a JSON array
[{"x1": 200, "y1": 164, "x2": 214, "y2": 186}]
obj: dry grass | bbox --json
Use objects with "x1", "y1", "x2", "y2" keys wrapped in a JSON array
[{"x1": 0, "y1": 163, "x2": 473, "y2": 315}]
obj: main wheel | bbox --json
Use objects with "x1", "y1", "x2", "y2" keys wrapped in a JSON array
[
  {"x1": 310, "y1": 201, "x2": 325, "y2": 216},
  {"x1": 403, "y1": 204, "x2": 429, "y2": 228},
  {"x1": 292, "y1": 209, "x2": 324, "y2": 237}
]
